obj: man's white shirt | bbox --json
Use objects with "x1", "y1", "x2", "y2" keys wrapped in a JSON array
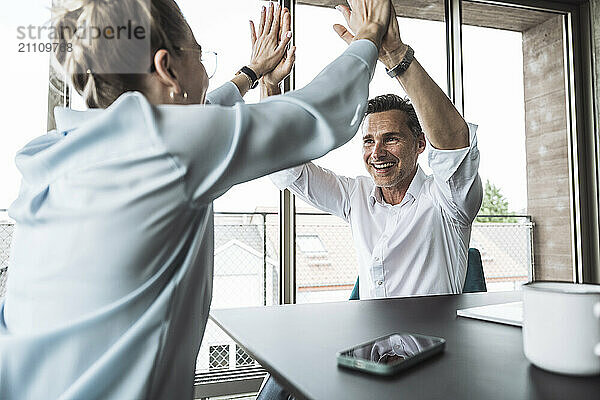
[{"x1": 270, "y1": 123, "x2": 482, "y2": 299}]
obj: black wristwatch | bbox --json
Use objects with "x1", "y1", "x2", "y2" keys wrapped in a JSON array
[
  {"x1": 237, "y1": 66, "x2": 261, "y2": 89},
  {"x1": 385, "y1": 45, "x2": 414, "y2": 78}
]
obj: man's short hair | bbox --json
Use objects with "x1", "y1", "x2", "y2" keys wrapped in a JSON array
[{"x1": 366, "y1": 94, "x2": 423, "y2": 138}]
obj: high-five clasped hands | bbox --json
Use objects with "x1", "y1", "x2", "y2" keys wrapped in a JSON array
[
  {"x1": 248, "y1": 0, "x2": 401, "y2": 94},
  {"x1": 334, "y1": 0, "x2": 410, "y2": 68}
]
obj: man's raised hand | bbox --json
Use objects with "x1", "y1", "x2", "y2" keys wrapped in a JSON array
[{"x1": 332, "y1": 0, "x2": 391, "y2": 49}]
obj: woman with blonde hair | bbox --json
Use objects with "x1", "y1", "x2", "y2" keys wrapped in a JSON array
[{"x1": 0, "y1": 0, "x2": 391, "y2": 398}]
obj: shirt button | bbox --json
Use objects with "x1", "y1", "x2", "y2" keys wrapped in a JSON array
[
  {"x1": 374, "y1": 256, "x2": 380, "y2": 262},
  {"x1": 376, "y1": 280, "x2": 383, "y2": 286}
]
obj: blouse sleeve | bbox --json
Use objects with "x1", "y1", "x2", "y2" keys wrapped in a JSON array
[{"x1": 204, "y1": 81, "x2": 244, "y2": 107}]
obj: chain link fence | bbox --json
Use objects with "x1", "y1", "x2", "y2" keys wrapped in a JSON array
[
  {"x1": 293, "y1": 214, "x2": 534, "y2": 301},
  {"x1": 471, "y1": 216, "x2": 534, "y2": 291},
  {"x1": 0, "y1": 212, "x2": 14, "y2": 299},
  {"x1": 196, "y1": 212, "x2": 279, "y2": 376},
  {"x1": 295, "y1": 213, "x2": 357, "y2": 303}
]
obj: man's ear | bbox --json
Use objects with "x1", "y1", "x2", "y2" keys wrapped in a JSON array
[
  {"x1": 416, "y1": 133, "x2": 426, "y2": 154},
  {"x1": 153, "y1": 49, "x2": 182, "y2": 95}
]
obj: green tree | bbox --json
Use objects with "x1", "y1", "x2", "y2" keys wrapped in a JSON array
[{"x1": 476, "y1": 180, "x2": 517, "y2": 223}]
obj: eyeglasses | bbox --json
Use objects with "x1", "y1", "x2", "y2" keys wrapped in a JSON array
[{"x1": 175, "y1": 46, "x2": 218, "y2": 79}]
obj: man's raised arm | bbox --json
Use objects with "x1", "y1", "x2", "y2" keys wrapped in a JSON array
[{"x1": 335, "y1": 3, "x2": 468, "y2": 150}]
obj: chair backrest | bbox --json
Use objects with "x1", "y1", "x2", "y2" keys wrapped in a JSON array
[
  {"x1": 348, "y1": 247, "x2": 486, "y2": 300},
  {"x1": 463, "y1": 248, "x2": 487, "y2": 293},
  {"x1": 349, "y1": 276, "x2": 360, "y2": 300}
]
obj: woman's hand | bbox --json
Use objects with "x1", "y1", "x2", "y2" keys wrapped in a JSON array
[
  {"x1": 332, "y1": 0, "x2": 391, "y2": 50},
  {"x1": 260, "y1": 46, "x2": 296, "y2": 89},
  {"x1": 248, "y1": 3, "x2": 293, "y2": 77},
  {"x1": 253, "y1": 7, "x2": 295, "y2": 89}
]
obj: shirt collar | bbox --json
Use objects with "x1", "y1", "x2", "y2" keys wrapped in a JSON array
[
  {"x1": 369, "y1": 166, "x2": 427, "y2": 207},
  {"x1": 54, "y1": 106, "x2": 103, "y2": 135}
]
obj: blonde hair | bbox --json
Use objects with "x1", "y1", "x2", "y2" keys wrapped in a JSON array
[{"x1": 52, "y1": 0, "x2": 190, "y2": 108}]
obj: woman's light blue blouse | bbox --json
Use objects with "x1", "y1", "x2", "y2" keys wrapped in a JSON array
[{"x1": 0, "y1": 40, "x2": 377, "y2": 399}]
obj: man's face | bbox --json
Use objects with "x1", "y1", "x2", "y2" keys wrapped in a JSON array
[{"x1": 362, "y1": 110, "x2": 425, "y2": 188}]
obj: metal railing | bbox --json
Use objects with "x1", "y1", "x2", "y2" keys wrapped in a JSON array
[
  {"x1": 472, "y1": 215, "x2": 534, "y2": 290},
  {"x1": 0, "y1": 211, "x2": 534, "y2": 397},
  {"x1": 0, "y1": 210, "x2": 12, "y2": 299}
]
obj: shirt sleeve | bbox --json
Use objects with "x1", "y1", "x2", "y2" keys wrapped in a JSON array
[
  {"x1": 151, "y1": 40, "x2": 378, "y2": 205},
  {"x1": 427, "y1": 122, "x2": 483, "y2": 225},
  {"x1": 204, "y1": 81, "x2": 244, "y2": 106},
  {"x1": 269, "y1": 163, "x2": 355, "y2": 222}
]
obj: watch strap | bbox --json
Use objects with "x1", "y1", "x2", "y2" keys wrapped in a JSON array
[
  {"x1": 385, "y1": 46, "x2": 414, "y2": 78},
  {"x1": 239, "y1": 66, "x2": 260, "y2": 89}
]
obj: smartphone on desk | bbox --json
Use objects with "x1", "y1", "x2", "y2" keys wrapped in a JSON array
[{"x1": 337, "y1": 333, "x2": 446, "y2": 376}]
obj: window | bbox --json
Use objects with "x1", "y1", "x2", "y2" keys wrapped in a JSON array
[
  {"x1": 1, "y1": 2, "x2": 52, "y2": 208},
  {"x1": 209, "y1": 345, "x2": 230, "y2": 370},
  {"x1": 462, "y1": 1, "x2": 572, "y2": 284},
  {"x1": 293, "y1": 2, "x2": 447, "y2": 303},
  {"x1": 178, "y1": 1, "x2": 281, "y2": 216},
  {"x1": 175, "y1": 0, "x2": 280, "y2": 378}
]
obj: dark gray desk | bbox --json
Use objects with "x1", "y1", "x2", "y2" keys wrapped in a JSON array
[{"x1": 210, "y1": 292, "x2": 600, "y2": 400}]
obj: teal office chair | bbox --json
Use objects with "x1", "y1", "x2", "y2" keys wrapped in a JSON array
[
  {"x1": 348, "y1": 247, "x2": 486, "y2": 300},
  {"x1": 462, "y1": 248, "x2": 487, "y2": 293}
]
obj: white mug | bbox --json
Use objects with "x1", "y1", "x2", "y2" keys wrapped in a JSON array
[{"x1": 522, "y1": 282, "x2": 600, "y2": 376}]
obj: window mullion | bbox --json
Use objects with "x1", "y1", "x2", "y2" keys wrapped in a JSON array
[
  {"x1": 446, "y1": 0, "x2": 464, "y2": 114},
  {"x1": 279, "y1": 0, "x2": 297, "y2": 305}
]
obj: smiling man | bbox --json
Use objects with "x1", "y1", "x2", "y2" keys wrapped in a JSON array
[
  {"x1": 269, "y1": 46, "x2": 482, "y2": 299},
  {"x1": 271, "y1": 87, "x2": 481, "y2": 298}
]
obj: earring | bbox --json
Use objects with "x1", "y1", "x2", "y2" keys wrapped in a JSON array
[
  {"x1": 169, "y1": 91, "x2": 174, "y2": 100},
  {"x1": 183, "y1": 92, "x2": 188, "y2": 99}
]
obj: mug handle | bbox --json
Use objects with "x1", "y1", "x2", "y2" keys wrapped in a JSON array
[{"x1": 595, "y1": 302, "x2": 600, "y2": 357}]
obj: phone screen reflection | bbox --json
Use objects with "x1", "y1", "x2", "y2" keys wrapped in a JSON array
[{"x1": 341, "y1": 334, "x2": 439, "y2": 365}]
